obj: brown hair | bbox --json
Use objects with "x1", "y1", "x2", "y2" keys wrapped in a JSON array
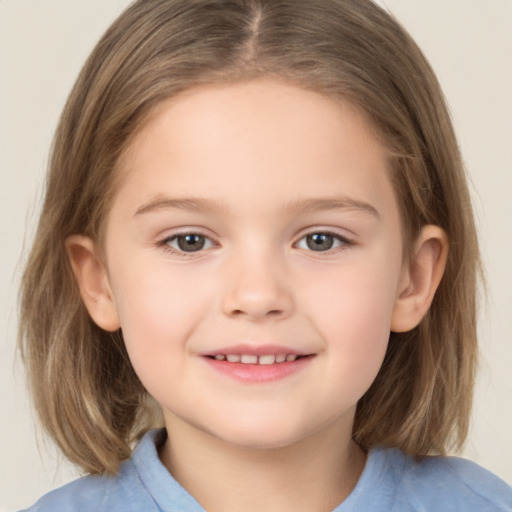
[{"x1": 19, "y1": 0, "x2": 480, "y2": 474}]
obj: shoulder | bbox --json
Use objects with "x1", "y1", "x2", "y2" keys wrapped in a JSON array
[
  {"x1": 19, "y1": 429, "x2": 202, "y2": 512},
  {"x1": 17, "y1": 462, "x2": 157, "y2": 512},
  {"x1": 379, "y1": 448, "x2": 512, "y2": 511},
  {"x1": 18, "y1": 432, "x2": 163, "y2": 512},
  {"x1": 19, "y1": 473, "x2": 120, "y2": 512}
]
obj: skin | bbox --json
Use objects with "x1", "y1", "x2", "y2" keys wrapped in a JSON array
[{"x1": 68, "y1": 79, "x2": 448, "y2": 511}]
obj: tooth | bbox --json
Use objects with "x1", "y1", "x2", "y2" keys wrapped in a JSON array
[
  {"x1": 286, "y1": 354, "x2": 297, "y2": 362},
  {"x1": 259, "y1": 355, "x2": 276, "y2": 365},
  {"x1": 214, "y1": 354, "x2": 226, "y2": 361},
  {"x1": 227, "y1": 354, "x2": 241, "y2": 363},
  {"x1": 276, "y1": 354, "x2": 287, "y2": 363},
  {"x1": 241, "y1": 354, "x2": 258, "y2": 364}
]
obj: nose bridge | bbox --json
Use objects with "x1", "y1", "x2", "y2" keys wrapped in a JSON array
[{"x1": 221, "y1": 239, "x2": 293, "y2": 321}]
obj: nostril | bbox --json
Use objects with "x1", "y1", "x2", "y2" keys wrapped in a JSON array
[
  {"x1": 222, "y1": 287, "x2": 293, "y2": 320},
  {"x1": 229, "y1": 308, "x2": 283, "y2": 317},
  {"x1": 231, "y1": 309, "x2": 284, "y2": 318}
]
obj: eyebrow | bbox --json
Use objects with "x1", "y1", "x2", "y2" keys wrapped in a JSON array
[
  {"x1": 134, "y1": 195, "x2": 380, "y2": 219},
  {"x1": 285, "y1": 197, "x2": 381, "y2": 219},
  {"x1": 134, "y1": 196, "x2": 227, "y2": 216}
]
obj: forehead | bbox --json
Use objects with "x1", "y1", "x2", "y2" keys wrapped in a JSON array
[{"x1": 113, "y1": 79, "x2": 396, "y2": 219}]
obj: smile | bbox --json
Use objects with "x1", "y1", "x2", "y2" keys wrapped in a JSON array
[
  {"x1": 203, "y1": 349, "x2": 314, "y2": 383},
  {"x1": 208, "y1": 354, "x2": 301, "y2": 365}
]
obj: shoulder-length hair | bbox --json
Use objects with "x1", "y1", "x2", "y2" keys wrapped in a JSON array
[{"x1": 19, "y1": 0, "x2": 480, "y2": 474}]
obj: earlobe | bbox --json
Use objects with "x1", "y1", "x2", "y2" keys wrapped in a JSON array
[
  {"x1": 65, "y1": 235, "x2": 121, "y2": 332},
  {"x1": 390, "y1": 225, "x2": 448, "y2": 333}
]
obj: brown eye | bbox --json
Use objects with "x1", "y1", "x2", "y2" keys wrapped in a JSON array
[
  {"x1": 296, "y1": 232, "x2": 350, "y2": 252},
  {"x1": 164, "y1": 233, "x2": 214, "y2": 253},
  {"x1": 306, "y1": 233, "x2": 334, "y2": 251},
  {"x1": 176, "y1": 234, "x2": 206, "y2": 252}
]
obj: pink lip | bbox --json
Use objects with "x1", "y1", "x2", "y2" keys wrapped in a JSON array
[
  {"x1": 201, "y1": 344, "x2": 314, "y2": 383},
  {"x1": 201, "y1": 344, "x2": 307, "y2": 357}
]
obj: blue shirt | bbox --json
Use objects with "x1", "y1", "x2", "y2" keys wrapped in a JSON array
[{"x1": 21, "y1": 429, "x2": 512, "y2": 511}]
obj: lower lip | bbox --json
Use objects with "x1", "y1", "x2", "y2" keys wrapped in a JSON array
[{"x1": 203, "y1": 356, "x2": 313, "y2": 383}]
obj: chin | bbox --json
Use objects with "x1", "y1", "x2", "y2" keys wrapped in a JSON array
[{"x1": 200, "y1": 419, "x2": 313, "y2": 452}]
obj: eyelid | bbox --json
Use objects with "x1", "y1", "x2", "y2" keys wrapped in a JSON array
[
  {"x1": 293, "y1": 228, "x2": 355, "y2": 253},
  {"x1": 157, "y1": 228, "x2": 218, "y2": 257},
  {"x1": 155, "y1": 226, "x2": 355, "y2": 257},
  {"x1": 294, "y1": 225, "x2": 354, "y2": 241}
]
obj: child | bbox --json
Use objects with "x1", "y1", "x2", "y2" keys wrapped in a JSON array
[{"x1": 18, "y1": 0, "x2": 512, "y2": 510}]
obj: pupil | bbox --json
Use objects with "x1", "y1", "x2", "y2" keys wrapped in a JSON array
[
  {"x1": 307, "y1": 233, "x2": 333, "y2": 251},
  {"x1": 178, "y1": 234, "x2": 205, "y2": 252}
]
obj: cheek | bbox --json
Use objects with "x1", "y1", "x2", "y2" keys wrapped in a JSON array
[
  {"x1": 303, "y1": 258, "x2": 400, "y2": 392},
  {"x1": 305, "y1": 252, "x2": 399, "y2": 333},
  {"x1": 111, "y1": 249, "x2": 209, "y2": 325},
  {"x1": 107, "y1": 255, "x2": 212, "y2": 379}
]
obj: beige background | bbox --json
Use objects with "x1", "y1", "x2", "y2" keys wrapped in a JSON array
[{"x1": 1, "y1": 0, "x2": 511, "y2": 509}]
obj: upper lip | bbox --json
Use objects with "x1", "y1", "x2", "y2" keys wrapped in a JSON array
[{"x1": 201, "y1": 344, "x2": 310, "y2": 357}]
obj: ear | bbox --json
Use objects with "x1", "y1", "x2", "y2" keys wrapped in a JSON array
[
  {"x1": 391, "y1": 225, "x2": 448, "y2": 333},
  {"x1": 65, "y1": 235, "x2": 121, "y2": 332}
]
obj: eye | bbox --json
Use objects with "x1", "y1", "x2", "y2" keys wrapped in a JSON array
[
  {"x1": 296, "y1": 232, "x2": 350, "y2": 252},
  {"x1": 163, "y1": 233, "x2": 215, "y2": 253}
]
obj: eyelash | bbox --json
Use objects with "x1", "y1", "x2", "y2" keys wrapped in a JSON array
[
  {"x1": 157, "y1": 232, "x2": 217, "y2": 258},
  {"x1": 295, "y1": 231, "x2": 353, "y2": 254},
  {"x1": 157, "y1": 230, "x2": 353, "y2": 258}
]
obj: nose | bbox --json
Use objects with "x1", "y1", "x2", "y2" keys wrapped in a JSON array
[{"x1": 221, "y1": 250, "x2": 294, "y2": 321}]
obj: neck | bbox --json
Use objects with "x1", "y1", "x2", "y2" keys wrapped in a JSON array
[{"x1": 159, "y1": 414, "x2": 367, "y2": 512}]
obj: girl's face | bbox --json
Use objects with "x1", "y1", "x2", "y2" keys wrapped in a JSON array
[{"x1": 102, "y1": 80, "x2": 407, "y2": 449}]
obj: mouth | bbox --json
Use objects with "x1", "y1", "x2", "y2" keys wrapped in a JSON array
[
  {"x1": 206, "y1": 353, "x2": 306, "y2": 365},
  {"x1": 202, "y1": 347, "x2": 314, "y2": 383}
]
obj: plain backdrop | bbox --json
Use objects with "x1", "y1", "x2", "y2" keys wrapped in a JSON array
[{"x1": 1, "y1": 1, "x2": 511, "y2": 510}]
